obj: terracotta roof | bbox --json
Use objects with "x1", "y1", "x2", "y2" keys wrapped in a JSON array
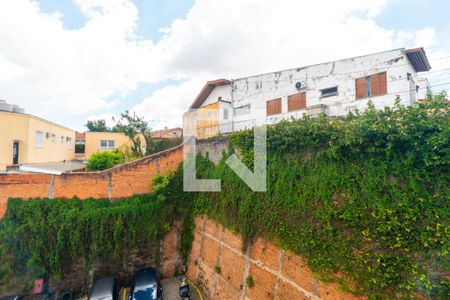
[
  {"x1": 189, "y1": 79, "x2": 231, "y2": 109},
  {"x1": 406, "y1": 48, "x2": 431, "y2": 72},
  {"x1": 151, "y1": 127, "x2": 182, "y2": 139},
  {"x1": 75, "y1": 132, "x2": 85, "y2": 139}
]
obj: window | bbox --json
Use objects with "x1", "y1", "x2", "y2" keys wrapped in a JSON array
[
  {"x1": 321, "y1": 87, "x2": 338, "y2": 98},
  {"x1": 288, "y1": 92, "x2": 306, "y2": 112},
  {"x1": 51, "y1": 133, "x2": 56, "y2": 143},
  {"x1": 266, "y1": 98, "x2": 282, "y2": 116},
  {"x1": 234, "y1": 105, "x2": 251, "y2": 116},
  {"x1": 223, "y1": 108, "x2": 229, "y2": 120},
  {"x1": 366, "y1": 76, "x2": 371, "y2": 97},
  {"x1": 35, "y1": 131, "x2": 44, "y2": 148},
  {"x1": 100, "y1": 140, "x2": 115, "y2": 149},
  {"x1": 60, "y1": 136, "x2": 64, "y2": 144},
  {"x1": 355, "y1": 72, "x2": 387, "y2": 99},
  {"x1": 67, "y1": 137, "x2": 73, "y2": 150}
]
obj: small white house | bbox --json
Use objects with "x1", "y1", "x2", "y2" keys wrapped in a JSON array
[{"x1": 185, "y1": 48, "x2": 432, "y2": 137}]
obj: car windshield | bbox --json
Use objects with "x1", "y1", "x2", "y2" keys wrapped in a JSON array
[{"x1": 132, "y1": 285, "x2": 157, "y2": 300}]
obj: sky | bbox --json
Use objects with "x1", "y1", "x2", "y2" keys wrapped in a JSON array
[{"x1": 0, "y1": 0, "x2": 449, "y2": 132}]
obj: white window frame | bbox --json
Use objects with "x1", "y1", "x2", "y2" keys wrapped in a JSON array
[
  {"x1": 67, "y1": 137, "x2": 73, "y2": 150},
  {"x1": 35, "y1": 131, "x2": 44, "y2": 148},
  {"x1": 321, "y1": 86, "x2": 339, "y2": 98},
  {"x1": 100, "y1": 140, "x2": 115, "y2": 150},
  {"x1": 223, "y1": 108, "x2": 229, "y2": 120}
]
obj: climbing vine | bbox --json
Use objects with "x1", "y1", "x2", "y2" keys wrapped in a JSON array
[
  {"x1": 0, "y1": 100, "x2": 448, "y2": 298},
  {"x1": 193, "y1": 100, "x2": 449, "y2": 298}
]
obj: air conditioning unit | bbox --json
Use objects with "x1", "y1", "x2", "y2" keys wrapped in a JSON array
[{"x1": 295, "y1": 80, "x2": 307, "y2": 90}]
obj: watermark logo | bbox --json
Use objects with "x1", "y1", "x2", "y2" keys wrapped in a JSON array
[{"x1": 183, "y1": 108, "x2": 266, "y2": 192}]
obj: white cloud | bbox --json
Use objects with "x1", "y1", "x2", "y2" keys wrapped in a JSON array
[
  {"x1": 0, "y1": 0, "x2": 448, "y2": 130},
  {"x1": 0, "y1": 0, "x2": 159, "y2": 118},
  {"x1": 132, "y1": 78, "x2": 206, "y2": 130}
]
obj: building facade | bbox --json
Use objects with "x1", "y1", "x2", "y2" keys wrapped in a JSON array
[
  {"x1": 0, "y1": 108, "x2": 75, "y2": 172},
  {"x1": 84, "y1": 131, "x2": 133, "y2": 159},
  {"x1": 184, "y1": 48, "x2": 432, "y2": 137},
  {"x1": 151, "y1": 127, "x2": 183, "y2": 139}
]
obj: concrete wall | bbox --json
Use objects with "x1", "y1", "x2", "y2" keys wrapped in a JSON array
[
  {"x1": 190, "y1": 49, "x2": 424, "y2": 134},
  {"x1": 195, "y1": 138, "x2": 229, "y2": 164},
  {"x1": 203, "y1": 85, "x2": 231, "y2": 106},
  {"x1": 0, "y1": 145, "x2": 183, "y2": 218},
  {"x1": 231, "y1": 48, "x2": 418, "y2": 131},
  {"x1": 187, "y1": 216, "x2": 365, "y2": 300},
  {"x1": 0, "y1": 112, "x2": 75, "y2": 171}
]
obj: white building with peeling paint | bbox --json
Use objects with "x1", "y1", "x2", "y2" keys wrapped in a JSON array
[{"x1": 185, "y1": 48, "x2": 432, "y2": 137}]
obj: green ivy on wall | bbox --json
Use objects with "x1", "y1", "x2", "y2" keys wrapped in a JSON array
[
  {"x1": 0, "y1": 99, "x2": 448, "y2": 298},
  {"x1": 193, "y1": 100, "x2": 449, "y2": 298}
]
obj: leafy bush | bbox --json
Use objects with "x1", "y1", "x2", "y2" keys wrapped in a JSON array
[{"x1": 86, "y1": 151, "x2": 123, "y2": 171}]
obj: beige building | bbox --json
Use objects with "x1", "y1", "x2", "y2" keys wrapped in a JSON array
[
  {"x1": 84, "y1": 131, "x2": 148, "y2": 159},
  {"x1": 0, "y1": 109, "x2": 75, "y2": 172}
]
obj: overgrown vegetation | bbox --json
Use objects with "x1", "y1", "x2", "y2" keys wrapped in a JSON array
[
  {"x1": 192, "y1": 99, "x2": 449, "y2": 298},
  {"x1": 86, "y1": 150, "x2": 123, "y2": 171},
  {"x1": 0, "y1": 169, "x2": 191, "y2": 293},
  {"x1": 0, "y1": 99, "x2": 448, "y2": 298}
]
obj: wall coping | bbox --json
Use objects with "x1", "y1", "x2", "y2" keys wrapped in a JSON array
[{"x1": 67, "y1": 144, "x2": 183, "y2": 176}]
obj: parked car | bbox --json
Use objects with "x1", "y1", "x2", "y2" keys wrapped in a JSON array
[
  {"x1": 129, "y1": 268, "x2": 163, "y2": 300},
  {"x1": 88, "y1": 276, "x2": 119, "y2": 300},
  {"x1": 0, "y1": 295, "x2": 23, "y2": 300}
]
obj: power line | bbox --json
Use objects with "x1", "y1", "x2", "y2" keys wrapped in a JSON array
[
  {"x1": 184, "y1": 81, "x2": 450, "y2": 128},
  {"x1": 231, "y1": 56, "x2": 450, "y2": 84}
]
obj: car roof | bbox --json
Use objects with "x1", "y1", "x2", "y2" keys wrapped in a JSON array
[
  {"x1": 133, "y1": 268, "x2": 157, "y2": 287},
  {"x1": 0, "y1": 295, "x2": 21, "y2": 300},
  {"x1": 89, "y1": 276, "x2": 116, "y2": 300}
]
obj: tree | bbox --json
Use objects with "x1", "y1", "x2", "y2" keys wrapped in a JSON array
[
  {"x1": 427, "y1": 90, "x2": 448, "y2": 101},
  {"x1": 113, "y1": 111, "x2": 154, "y2": 157},
  {"x1": 85, "y1": 119, "x2": 109, "y2": 132}
]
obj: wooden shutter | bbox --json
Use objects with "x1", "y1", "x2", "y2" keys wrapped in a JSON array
[
  {"x1": 371, "y1": 72, "x2": 387, "y2": 96},
  {"x1": 371, "y1": 73, "x2": 380, "y2": 96},
  {"x1": 357, "y1": 72, "x2": 387, "y2": 99},
  {"x1": 379, "y1": 71, "x2": 387, "y2": 95},
  {"x1": 266, "y1": 98, "x2": 282, "y2": 116},
  {"x1": 288, "y1": 92, "x2": 306, "y2": 112},
  {"x1": 355, "y1": 77, "x2": 366, "y2": 99}
]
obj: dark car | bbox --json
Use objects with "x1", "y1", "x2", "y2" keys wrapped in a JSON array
[
  {"x1": 129, "y1": 268, "x2": 163, "y2": 300},
  {"x1": 88, "y1": 276, "x2": 119, "y2": 300}
]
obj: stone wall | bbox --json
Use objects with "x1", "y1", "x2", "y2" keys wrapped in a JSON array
[
  {"x1": 0, "y1": 145, "x2": 183, "y2": 218},
  {"x1": 195, "y1": 138, "x2": 229, "y2": 164},
  {"x1": 187, "y1": 216, "x2": 365, "y2": 300}
]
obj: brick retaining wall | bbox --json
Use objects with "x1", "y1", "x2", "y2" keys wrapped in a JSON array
[
  {"x1": 187, "y1": 216, "x2": 365, "y2": 300},
  {"x1": 0, "y1": 145, "x2": 183, "y2": 218}
]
